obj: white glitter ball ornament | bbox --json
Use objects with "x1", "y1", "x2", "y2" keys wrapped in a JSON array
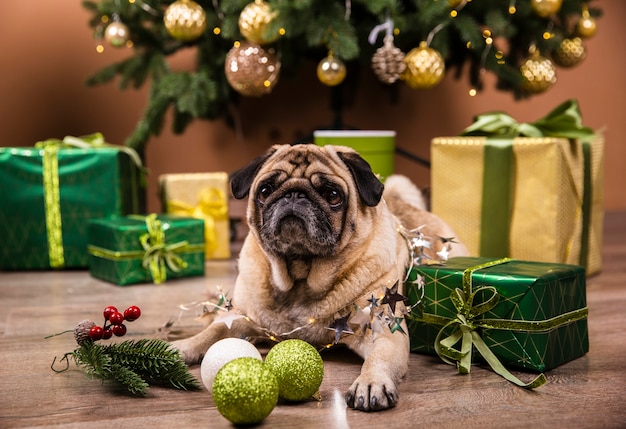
[{"x1": 200, "y1": 338, "x2": 263, "y2": 393}]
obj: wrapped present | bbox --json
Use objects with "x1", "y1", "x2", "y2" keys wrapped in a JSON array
[
  {"x1": 431, "y1": 99, "x2": 603, "y2": 275},
  {"x1": 406, "y1": 257, "x2": 588, "y2": 388},
  {"x1": 87, "y1": 214, "x2": 205, "y2": 286},
  {"x1": 0, "y1": 133, "x2": 145, "y2": 270},
  {"x1": 159, "y1": 172, "x2": 230, "y2": 259}
]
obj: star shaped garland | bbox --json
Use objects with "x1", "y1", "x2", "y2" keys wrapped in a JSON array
[{"x1": 170, "y1": 223, "x2": 454, "y2": 348}]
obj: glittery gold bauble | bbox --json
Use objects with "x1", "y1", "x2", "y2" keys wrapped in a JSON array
[
  {"x1": 371, "y1": 35, "x2": 406, "y2": 84},
  {"x1": 530, "y1": 0, "x2": 563, "y2": 18},
  {"x1": 401, "y1": 41, "x2": 445, "y2": 89},
  {"x1": 264, "y1": 339, "x2": 324, "y2": 402},
  {"x1": 520, "y1": 52, "x2": 557, "y2": 94},
  {"x1": 104, "y1": 22, "x2": 129, "y2": 48},
  {"x1": 576, "y1": 10, "x2": 597, "y2": 38},
  {"x1": 448, "y1": 0, "x2": 465, "y2": 8},
  {"x1": 163, "y1": 0, "x2": 207, "y2": 42},
  {"x1": 238, "y1": 0, "x2": 279, "y2": 45},
  {"x1": 552, "y1": 37, "x2": 586, "y2": 67},
  {"x1": 316, "y1": 54, "x2": 347, "y2": 86},
  {"x1": 213, "y1": 357, "x2": 278, "y2": 425},
  {"x1": 225, "y1": 41, "x2": 281, "y2": 96}
]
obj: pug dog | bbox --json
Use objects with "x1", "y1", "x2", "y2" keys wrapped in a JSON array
[{"x1": 172, "y1": 143, "x2": 468, "y2": 411}]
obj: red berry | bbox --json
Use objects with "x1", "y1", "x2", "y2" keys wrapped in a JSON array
[
  {"x1": 89, "y1": 326, "x2": 104, "y2": 341},
  {"x1": 112, "y1": 324, "x2": 127, "y2": 337},
  {"x1": 102, "y1": 328, "x2": 113, "y2": 340},
  {"x1": 123, "y1": 306, "x2": 141, "y2": 322},
  {"x1": 103, "y1": 306, "x2": 118, "y2": 321},
  {"x1": 109, "y1": 311, "x2": 125, "y2": 325}
]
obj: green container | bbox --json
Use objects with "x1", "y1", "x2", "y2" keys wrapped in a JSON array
[
  {"x1": 406, "y1": 257, "x2": 588, "y2": 372},
  {"x1": 313, "y1": 130, "x2": 395, "y2": 180},
  {"x1": 0, "y1": 147, "x2": 145, "y2": 269},
  {"x1": 88, "y1": 215, "x2": 205, "y2": 286}
]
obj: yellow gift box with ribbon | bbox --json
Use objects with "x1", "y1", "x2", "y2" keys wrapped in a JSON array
[
  {"x1": 431, "y1": 99, "x2": 603, "y2": 275},
  {"x1": 159, "y1": 172, "x2": 230, "y2": 259}
]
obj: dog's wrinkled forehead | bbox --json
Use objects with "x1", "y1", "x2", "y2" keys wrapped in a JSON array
[{"x1": 257, "y1": 145, "x2": 343, "y2": 182}]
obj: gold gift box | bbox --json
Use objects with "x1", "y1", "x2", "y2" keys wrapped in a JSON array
[
  {"x1": 159, "y1": 172, "x2": 231, "y2": 260},
  {"x1": 431, "y1": 136, "x2": 603, "y2": 275}
]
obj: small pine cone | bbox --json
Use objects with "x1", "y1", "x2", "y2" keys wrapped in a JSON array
[
  {"x1": 372, "y1": 35, "x2": 406, "y2": 84},
  {"x1": 74, "y1": 320, "x2": 96, "y2": 346}
]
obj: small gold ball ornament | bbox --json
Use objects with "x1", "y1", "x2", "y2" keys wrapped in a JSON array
[
  {"x1": 163, "y1": 0, "x2": 207, "y2": 42},
  {"x1": 371, "y1": 35, "x2": 406, "y2": 84},
  {"x1": 225, "y1": 41, "x2": 281, "y2": 96},
  {"x1": 401, "y1": 41, "x2": 445, "y2": 89},
  {"x1": 104, "y1": 21, "x2": 130, "y2": 48},
  {"x1": 530, "y1": 0, "x2": 563, "y2": 18},
  {"x1": 238, "y1": 0, "x2": 279, "y2": 45},
  {"x1": 576, "y1": 8, "x2": 597, "y2": 38},
  {"x1": 316, "y1": 54, "x2": 347, "y2": 86},
  {"x1": 520, "y1": 50, "x2": 557, "y2": 94},
  {"x1": 552, "y1": 37, "x2": 586, "y2": 67}
]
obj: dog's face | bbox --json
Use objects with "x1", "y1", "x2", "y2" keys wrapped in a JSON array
[{"x1": 230, "y1": 144, "x2": 384, "y2": 260}]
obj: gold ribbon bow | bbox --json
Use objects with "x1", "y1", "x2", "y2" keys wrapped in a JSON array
[
  {"x1": 432, "y1": 258, "x2": 548, "y2": 389},
  {"x1": 166, "y1": 187, "x2": 228, "y2": 256},
  {"x1": 138, "y1": 214, "x2": 189, "y2": 284}
]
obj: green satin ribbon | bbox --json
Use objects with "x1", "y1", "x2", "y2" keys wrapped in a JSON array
[
  {"x1": 87, "y1": 215, "x2": 203, "y2": 284},
  {"x1": 460, "y1": 99, "x2": 597, "y2": 259},
  {"x1": 430, "y1": 257, "x2": 571, "y2": 389},
  {"x1": 35, "y1": 133, "x2": 146, "y2": 268},
  {"x1": 480, "y1": 139, "x2": 514, "y2": 257}
]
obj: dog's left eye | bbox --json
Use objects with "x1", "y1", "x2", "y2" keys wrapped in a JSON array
[{"x1": 322, "y1": 187, "x2": 343, "y2": 207}]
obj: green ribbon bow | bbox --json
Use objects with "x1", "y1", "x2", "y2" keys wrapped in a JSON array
[
  {"x1": 138, "y1": 214, "x2": 189, "y2": 284},
  {"x1": 461, "y1": 99, "x2": 596, "y2": 140},
  {"x1": 459, "y1": 99, "x2": 597, "y2": 262},
  {"x1": 433, "y1": 258, "x2": 548, "y2": 389}
]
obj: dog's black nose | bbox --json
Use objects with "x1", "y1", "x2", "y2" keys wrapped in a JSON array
[{"x1": 284, "y1": 191, "x2": 307, "y2": 200}]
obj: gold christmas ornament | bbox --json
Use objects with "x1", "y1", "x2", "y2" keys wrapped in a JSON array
[
  {"x1": 316, "y1": 54, "x2": 347, "y2": 86},
  {"x1": 104, "y1": 21, "x2": 129, "y2": 48},
  {"x1": 238, "y1": 0, "x2": 279, "y2": 45},
  {"x1": 371, "y1": 35, "x2": 406, "y2": 84},
  {"x1": 401, "y1": 41, "x2": 445, "y2": 90},
  {"x1": 576, "y1": 7, "x2": 597, "y2": 38},
  {"x1": 530, "y1": 0, "x2": 563, "y2": 18},
  {"x1": 225, "y1": 41, "x2": 281, "y2": 97},
  {"x1": 520, "y1": 50, "x2": 557, "y2": 94},
  {"x1": 163, "y1": 0, "x2": 207, "y2": 42},
  {"x1": 552, "y1": 37, "x2": 586, "y2": 67}
]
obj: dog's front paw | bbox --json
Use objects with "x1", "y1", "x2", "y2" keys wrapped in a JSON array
[
  {"x1": 345, "y1": 374, "x2": 399, "y2": 411},
  {"x1": 170, "y1": 338, "x2": 204, "y2": 365}
]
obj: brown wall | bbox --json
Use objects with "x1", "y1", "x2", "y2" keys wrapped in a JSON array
[{"x1": 2, "y1": 1, "x2": 624, "y2": 213}]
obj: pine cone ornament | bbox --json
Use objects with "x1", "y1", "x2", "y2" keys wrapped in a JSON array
[
  {"x1": 371, "y1": 35, "x2": 406, "y2": 84},
  {"x1": 74, "y1": 320, "x2": 96, "y2": 346}
]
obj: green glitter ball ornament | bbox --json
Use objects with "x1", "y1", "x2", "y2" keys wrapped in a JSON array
[
  {"x1": 212, "y1": 357, "x2": 279, "y2": 425},
  {"x1": 264, "y1": 339, "x2": 324, "y2": 401}
]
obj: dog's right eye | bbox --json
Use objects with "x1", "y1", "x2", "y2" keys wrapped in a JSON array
[{"x1": 257, "y1": 185, "x2": 273, "y2": 204}]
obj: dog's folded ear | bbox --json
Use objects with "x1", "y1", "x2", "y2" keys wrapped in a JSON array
[
  {"x1": 230, "y1": 148, "x2": 277, "y2": 199},
  {"x1": 338, "y1": 151, "x2": 384, "y2": 207}
]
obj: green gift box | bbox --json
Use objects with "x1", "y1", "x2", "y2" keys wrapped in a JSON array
[
  {"x1": 0, "y1": 134, "x2": 145, "y2": 270},
  {"x1": 87, "y1": 214, "x2": 205, "y2": 286},
  {"x1": 406, "y1": 257, "x2": 588, "y2": 386}
]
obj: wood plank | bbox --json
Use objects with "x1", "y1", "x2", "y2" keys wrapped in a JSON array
[{"x1": 1, "y1": 211, "x2": 625, "y2": 428}]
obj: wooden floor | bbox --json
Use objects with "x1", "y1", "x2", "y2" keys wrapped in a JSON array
[{"x1": 1, "y1": 211, "x2": 625, "y2": 429}]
